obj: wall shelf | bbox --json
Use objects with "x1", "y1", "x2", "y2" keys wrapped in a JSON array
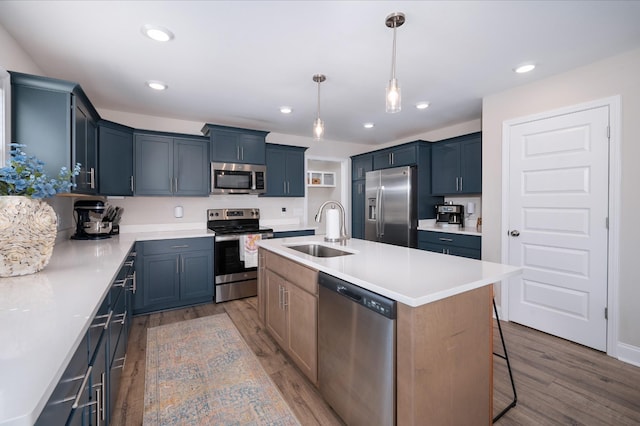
[{"x1": 307, "y1": 170, "x2": 335, "y2": 187}]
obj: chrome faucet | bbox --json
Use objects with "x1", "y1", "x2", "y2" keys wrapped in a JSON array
[{"x1": 315, "y1": 200, "x2": 349, "y2": 245}]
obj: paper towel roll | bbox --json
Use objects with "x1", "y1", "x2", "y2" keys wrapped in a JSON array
[{"x1": 325, "y1": 208, "x2": 341, "y2": 239}]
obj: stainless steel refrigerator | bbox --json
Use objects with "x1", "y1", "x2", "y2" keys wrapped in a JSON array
[{"x1": 365, "y1": 165, "x2": 417, "y2": 247}]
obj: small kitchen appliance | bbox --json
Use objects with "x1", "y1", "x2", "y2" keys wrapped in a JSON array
[
  {"x1": 207, "y1": 208, "x2": 273, "y2": 302},
  {"x1": 435, "y1": 203, "x2": 465, "y2": 228},
  {"x1": 71, "y1": 200, "x2": 112, "y2": 240}
]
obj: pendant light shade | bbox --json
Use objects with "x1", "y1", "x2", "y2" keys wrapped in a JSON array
[
  {"x1": 313, "y1": 74, "x2": 326, "y2": 141},
  {"x1": 385, "y1": 12, "x2": 405, "y2": 113}
]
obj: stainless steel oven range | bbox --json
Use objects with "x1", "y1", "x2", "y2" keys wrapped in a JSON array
[{"x1": 207, "y1": 208, "x2": 273, "y2": 302}]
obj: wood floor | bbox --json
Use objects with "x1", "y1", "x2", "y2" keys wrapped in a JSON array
[{"x1": 111, "y1": 298, "x2": 640, "y2": 425}]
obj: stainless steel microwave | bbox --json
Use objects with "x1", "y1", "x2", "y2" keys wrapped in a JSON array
[{"x1": 211, "y1": 162, "x2": 267, "y2": 194}]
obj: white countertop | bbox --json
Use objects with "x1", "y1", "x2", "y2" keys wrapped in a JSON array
[
  {"x1": 258, "y1": 235, "x2": 520, "y2": 307},
  {"x1": 0, "y1": 229, "x2": 213, "y2": 426}
]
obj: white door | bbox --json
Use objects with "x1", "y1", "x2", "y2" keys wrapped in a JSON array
[{"x1": 507, "y1": 106, "x2": 609, "y2": 351}]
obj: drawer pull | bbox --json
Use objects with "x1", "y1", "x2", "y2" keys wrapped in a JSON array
[
  {"x1": 71, "y1": 365, "x2": 92, "y2": 409},
  {"x1": 171, "y1": 245, "x2": 189, "y2": 249},
  {"x1": 439, "y1": 237, "x2": 453, "y2": 242}
]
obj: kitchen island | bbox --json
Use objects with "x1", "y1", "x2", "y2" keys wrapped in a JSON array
[
  {"x1": 257, "y1": 235, "x2": 521, "y2": 425},
  {"x1": 0, "y1": 229, "x2": 213, "y2": 426}
]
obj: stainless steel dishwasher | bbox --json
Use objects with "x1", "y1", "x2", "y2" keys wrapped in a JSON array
[{"x1": 318, "y1": 272, "x2": 396, "y2": 426}]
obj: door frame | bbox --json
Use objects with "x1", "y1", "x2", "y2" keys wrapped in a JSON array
[{"x1": 500, "y1": 95, "x2": 621, "y2": 357}]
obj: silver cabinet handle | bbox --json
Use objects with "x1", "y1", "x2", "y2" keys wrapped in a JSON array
[
  {"x1": 510, "y1": 230, "x2": 520, "y2": 237},
  {"x1": 282, "y1": 288, "x2": 289, "y2": 308},
  {"x1": 181, "y1": 255, "x2": 185, "y2": 273},
  {"x1": 283, "y1": 181, "x2": 286, "y2": 193},
  {"x1": 176, "y1": 256, "x2": 179, "y2": 274},
  {"x1": 130, "y1": 175, "x2": 134, "y2": 192},
  {"x1": 278, "y1": 285, "x2": 283, "y2": 309},
  {"x1": 438, "y1": 237, "x2": 453, "y2": 242},
  {"x1": 89, "y1": 168, "x2": 95, "y2": 189},
  {"x1": 131, "y1": 271, "x2": 137, "y2": 294},
  {"x1": 72, "y1": 365, "x2": 92, "y2": 409},
  {"x1": 287, "y1": 181, "x2": 290, "y2": 194},
  {"x1": 113, "y1": 279, "x2": 126, "y2": 288},
  {"x1": 237, "y1": 146, "x2": 240, "y2": 160},
  {"x1": 241, "y1": 146, "x2": 244, "y2": 160},
  {"x1": 171, "y1": 245, "x2": 189, "y2": 249},
  {"x1": 455, "y1": 177, "x2": 459, "y2": 191},
  {"x1": 91, "y1": 310, "x2": 113, "y2": 330},
  {"x1": 459, "y1": 176, "x2": 463, "y2": 191}
]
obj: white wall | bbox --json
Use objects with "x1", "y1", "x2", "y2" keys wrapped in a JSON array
[{"x1": 482, "y1": 48, "x2": 640, "y2": 350}]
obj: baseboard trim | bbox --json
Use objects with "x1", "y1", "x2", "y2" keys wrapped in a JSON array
[{"x1": 617, "y1": 342, "x2": 640, "y2": 367}]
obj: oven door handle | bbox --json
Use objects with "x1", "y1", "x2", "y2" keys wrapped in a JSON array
[{"x1": 214, "y1": 233, "x2": 273, "y2": 242}]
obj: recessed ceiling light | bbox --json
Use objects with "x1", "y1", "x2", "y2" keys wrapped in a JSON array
[
  {"x1": 280, "y1": 106, "x2": 292, "y2": 114},
  {"x1": 416, "y1": 102, "x2": 430, "y2": 110},
  {"x1": 141, "y1": 24, "x2": 174, "y2": 42},
  {"x1": 514, "y1": 64, "x2": 536, "y2": 74},
  {"x1": 146, "y1": 80, "x2": 168, "y2": 91},
  {"x1": 363, "y1": 123, "x2": 375, "y2": 129}
]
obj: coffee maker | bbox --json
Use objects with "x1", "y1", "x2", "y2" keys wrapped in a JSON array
[
  {"x1": 71, "y1": 200, "x2": 112, "y2": 240},
  {"x1": 435, "y1": 203, "x2": 465, "y2": 228}
]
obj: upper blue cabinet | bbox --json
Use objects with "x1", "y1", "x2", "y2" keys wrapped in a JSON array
[
  {"x1": 431, "y1": 132, "x2": 482, "y2": 195},
  {"x1": 202, "y1": 124, "x2": 268, "y2": 165},
  {"x1": 98, "y1": 120, "x2": 134, "y2": 196},
  {"x1": 262, "y1": 144, "x2": 307, "y2": 197},
  {"x1": 10, "y1": 71, "x2": 100, "y2": 195}
]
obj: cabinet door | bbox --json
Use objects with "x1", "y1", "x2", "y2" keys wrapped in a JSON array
[
  {"x1": 351, "y1": 180, "x2": 366, "y2": 239},
  {"x1": 10, "y1": 77, "x2": 72, "y2": 180},
  {"x1": 263, "y1": 147, "x2": 287, "y2": 196},
  {"x1": 73, "y1": 98, "x2": 99, "y2": 195},
  {"x1": 141, "y1": 253, "x2": 180, "y2": 308},
  {"x1": 238, "y1": 134, "x2": 266, "y2": 164},
  {"x1": 180, "y1": 250, "x2": 213, "y2": 300},
  {"x1": 284, "y1": 148, "x2": 305, "y2": 196},
  {"x1": 373, "y1": 145, "x2": 417, "y2": 170},
  {"x1": 287, "y1": 283, "x2": 318, "y2": 383},
  {"x1": 174, "y1": 138, "x2": 209, "y2": 196},
  {"x1": 210, "y1": 129, "x2": 242, "y2": 163},
  {"x1": 134, "y1": 134, "x2": 173, "y2": 195},
  {"x1": 352, "y1": 154, "x2": 373, "y2": 179},
  {"x1": 460, "y1": 138, "x2": 482, "y2": 194},
  {"x1": 431, "y1": 142, "x2": 460, "y2": 194},
  {"x1": 98, "y1": 124, "x2": 133, "y2": 196},
  {"x1": 265, "y1": 270, "x2": 287, "y2": 348}
]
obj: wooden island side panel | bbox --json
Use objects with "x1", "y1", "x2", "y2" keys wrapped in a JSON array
[{"x1": 397, "y1": 284, "x2": 493, "y2": 425}]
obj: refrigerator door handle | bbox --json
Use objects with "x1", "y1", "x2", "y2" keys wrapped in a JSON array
[
  {"x1": 376, "y1": 187, "x2": 382, "y2": 238},
  {"x1": 379, "y1": 186, "x2": 385, "y2": 237}
]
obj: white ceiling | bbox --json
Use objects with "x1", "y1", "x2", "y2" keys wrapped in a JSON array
[{"x1": 1, "y1": 1, "x2": 640, "y2": 145}]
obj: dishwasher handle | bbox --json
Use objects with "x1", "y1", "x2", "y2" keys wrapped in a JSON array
[{"x1": 337, "y1": 285, "x2": 362, "y2": 302}]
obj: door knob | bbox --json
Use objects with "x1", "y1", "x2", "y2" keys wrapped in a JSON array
[{"x1": 510, "y1": 230, "x2": 520, "y2": 237}]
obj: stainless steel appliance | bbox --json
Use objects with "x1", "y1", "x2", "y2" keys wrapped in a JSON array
[
  {"x1": 207, "y1": 208, "x2": 273, "y2": 302},
  {"x1": 71, "y1": 200, "x2": 112, "y2": 240},
  {"x1": 435, "y1": 203, "x2": 465, "y2": 228},
  {"x1": 318, "y1": 272, "x2": 396, "y2": 426},
  {"x1": 210, "y1": 162, "x2": 267, "y2": 194},
  {"x1": 365, "y1": 165, "x2": 417, "y2": 247}
]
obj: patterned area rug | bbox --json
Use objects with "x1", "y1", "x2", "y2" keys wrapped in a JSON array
[{"x1": 144, "y1": 314, "x2": 300, "y2": 425}]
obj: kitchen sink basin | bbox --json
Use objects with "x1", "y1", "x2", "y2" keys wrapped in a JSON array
[{"x1": 287, "y1": 244, "x2": 354, "y2": 258}]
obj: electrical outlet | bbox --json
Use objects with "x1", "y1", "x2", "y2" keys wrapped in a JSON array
[{"x1": 281, "y1": 207, "x2": 287, "y2": 216}]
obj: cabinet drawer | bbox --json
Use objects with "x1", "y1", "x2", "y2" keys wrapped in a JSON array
[
  {"x1": 273, "y1": 230, "x2": 315, "y2": 238},
  {"x1": 418, "y1": 231, "x2": 481, "y2": 250},
  {"x1": 140, "y1": 237, "x2": 213, "y2": 255},
  {"x1": 419, "y1": 242, "x2": 481, "y2": 260},
  {"x1": 264, "y1": 250, "x2": 318, "y2": 295}
]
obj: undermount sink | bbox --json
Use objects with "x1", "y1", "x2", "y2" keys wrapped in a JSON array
[{"x1": 287, "y1": 244, "x2": 354, "y2": 258}]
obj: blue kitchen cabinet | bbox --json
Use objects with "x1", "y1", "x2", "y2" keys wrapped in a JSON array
[
  {"x1": 431, "y1": 132, "x2": 482, "y2": 195},
  {"x1": 10, "y1": 71, "x2": 100, "y2": 195},
  {"x1": 134, "y1": 238, "x2": 214, "y2": 315},
  {"x1": 418, "y1": 230, "x2": 481, "y2": 259},
  {"x1": 202, "y1": 123, "x2": 268, "y2": 164},
  {"x1": 262, "y1": 144, "x2": 307, "y2": 197},
  {"x1": 372, "y1": 143, "x2": 417, "y2": 170},
  {"x1": 98, "y1": 120, "x2": 134, "y2": 196},
  {"x1": 351, "y1": 179, "x2": 366, "y2": 239},
  {"x1": 134, "y1": 132, "x2": 209, "y2": 196},
  {"x1": 351, "y1": 153, "x2": 373, "y2": 180}
]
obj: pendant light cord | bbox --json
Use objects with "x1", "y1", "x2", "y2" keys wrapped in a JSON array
[{"x1": 390, "y1": 25, "x2": 397, "y2": 79}]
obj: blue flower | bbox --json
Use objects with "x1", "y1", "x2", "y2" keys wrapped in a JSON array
[{"x1": 0, "y1": 144, "x2": 81, "y2": 199}]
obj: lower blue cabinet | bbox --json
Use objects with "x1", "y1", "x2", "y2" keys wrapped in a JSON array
[
  {"x1": 418, "y1": 230, "x2": 481, "y2": 260},
  {"x1": 35, "y1": 248, "x2": 136, "y2": 426},
  {"x1": 134, "y1": 237, "x2": 214, "y2": 315}
]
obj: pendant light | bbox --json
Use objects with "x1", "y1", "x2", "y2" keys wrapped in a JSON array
[
  {"x1": 385, "y1": 12, "x2": 405, "y2": 113},
  {"x1": 313, "y1": 74, "x2": 326, "y2": 141}
]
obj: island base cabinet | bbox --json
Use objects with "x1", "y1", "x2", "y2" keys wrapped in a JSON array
[
  {"x1": 396, "y1": 284, "x2": 493, "y2": 425},
  {"x1": 262, "y1": 251, "x2": 318, "y2": 384}
]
